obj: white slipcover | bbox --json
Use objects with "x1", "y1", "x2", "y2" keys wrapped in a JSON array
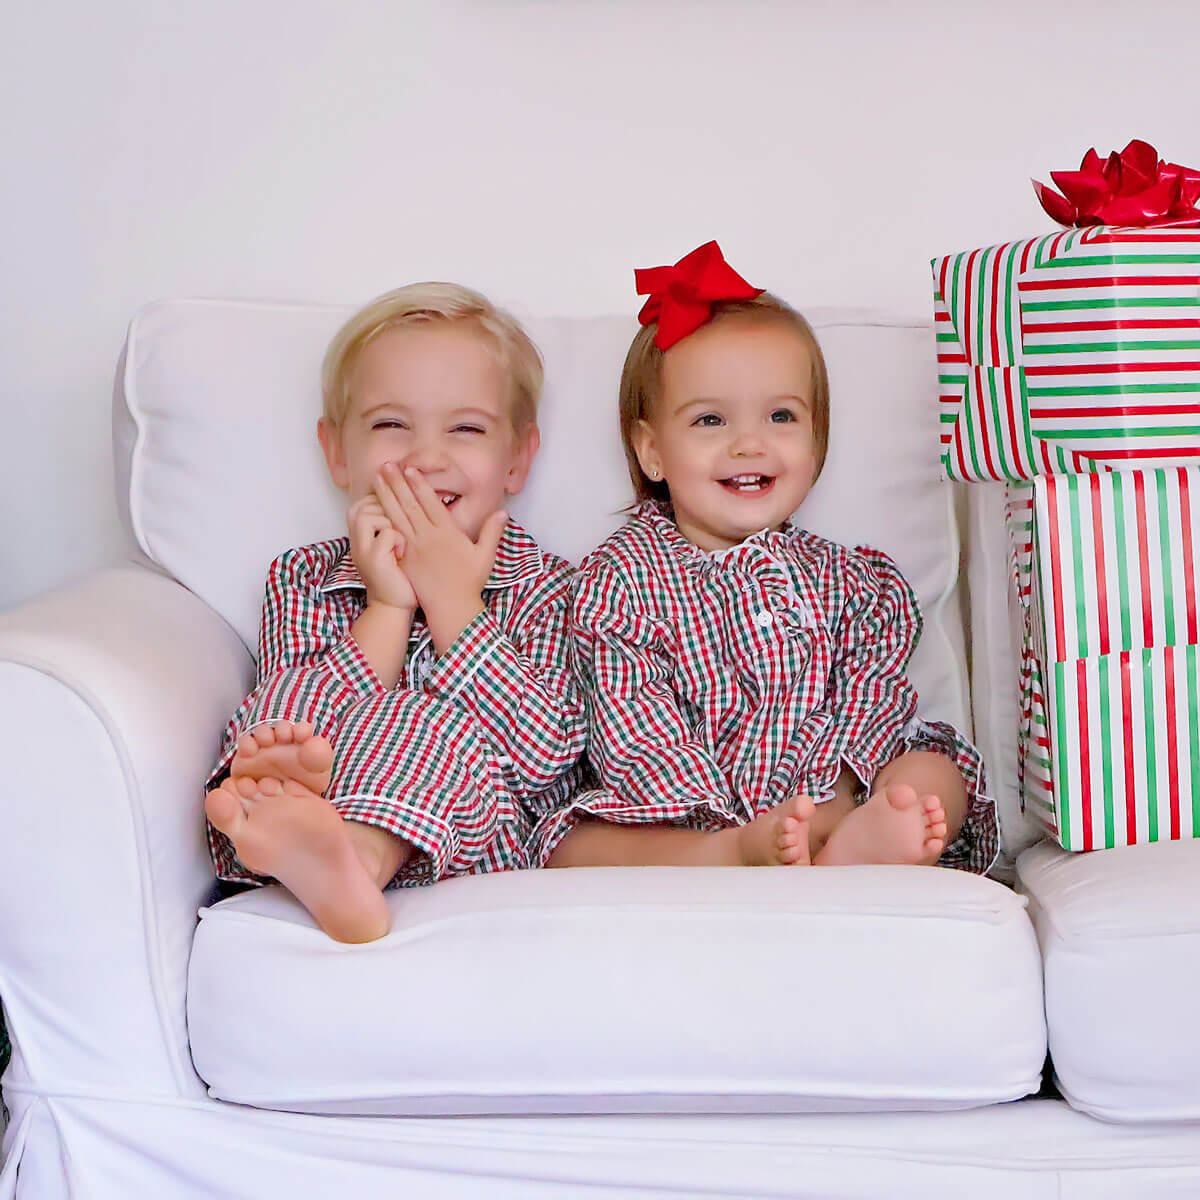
[{"x1": 4, "y1": 298, "x2": 1196, "y2": 1198}]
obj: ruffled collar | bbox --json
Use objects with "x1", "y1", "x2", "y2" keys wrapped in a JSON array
[{"x1": 634, "y1": 499, "x2": 801, "y2": 570}]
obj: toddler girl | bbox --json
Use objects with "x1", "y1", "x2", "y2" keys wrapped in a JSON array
[{"x1": 535, "y1": 241, "x2": 998, "y2": 873}]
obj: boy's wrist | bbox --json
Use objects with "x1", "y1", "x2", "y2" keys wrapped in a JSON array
[
  {"x1": 424, "y1": 593, "x2": 486, "y2": 657},
  {"x1": 364, "y1": 594, "x2": 417, "y2": 618},
  {"x1": 351, "y1": 601, "x2": 414, "y2": 690}
]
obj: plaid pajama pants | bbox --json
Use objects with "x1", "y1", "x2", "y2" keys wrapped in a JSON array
[{"x1": 208, "y1": 664, "x2": 525, "y2": 888}]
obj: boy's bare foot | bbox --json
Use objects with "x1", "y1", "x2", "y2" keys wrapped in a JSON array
[
  {"x1": 230, "y1": 721, "x2": 334, "y2": 795},
  {"x1": 204, "y1": 775, "x2": 391, "y2": 943},
  {"x1": 737, "y1": 793, "x2": 815, "y2": 866},
  {"x1": 815, "y1": 783, "x2": 948, "y2": 867}
]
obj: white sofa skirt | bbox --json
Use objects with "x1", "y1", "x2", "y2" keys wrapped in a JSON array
[{"x1": 5, "y1": 1090, "x2": 1200, "y2": 1200}]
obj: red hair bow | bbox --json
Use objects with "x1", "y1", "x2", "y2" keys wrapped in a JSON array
[
  {"x1": 635, "y1": 240, "x2": 763, "y2": 350},
  {"x1": 1033, "y1": 140, "x2": 1200, "y2": 228}
]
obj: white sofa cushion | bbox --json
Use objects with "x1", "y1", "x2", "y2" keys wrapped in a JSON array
[
  {"x1": 1017, "y1": 838, "x2": 1200, "y2": 1122},
  {"x1": 188, "y1": 864, "x2": 1046, "y2": 1116},
  {"x1": 112, "y1": 300, "x2": 972, "y2": 734}
]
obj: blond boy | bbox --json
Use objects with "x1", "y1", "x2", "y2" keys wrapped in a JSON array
[{"x1": 205, "y1": 284, "x2": 586, "y2": 942}]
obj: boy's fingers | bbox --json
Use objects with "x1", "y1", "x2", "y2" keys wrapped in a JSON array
[
  {"x1": 391, "y1": 468, "x2": 431, "y2": 528},
  {"x1": 474, "y1": 510, "x2": 508, "y2": 566},
  {"x1": 349, "y1": 495, "x2": 387, "y2": 532},
  {"x1": 377, "y1": 527, "x2": 404, "y2": 557},
  {"x1": 352, "y1": 502, "x2": 390, "y2": 542},
  {"x1": 404, "y1": 468, "x2": 452, "y2": 527},
  {"x1": 374, "y1": 472, "x2": 415, "y2": 536}
]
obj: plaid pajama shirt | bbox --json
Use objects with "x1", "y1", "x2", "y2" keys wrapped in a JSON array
[
  {"x1": 207, "y1": 518, "x2": 587, "y2": 887},
  {"x1": 530, "y1": 501, "x2": 999, "y2": 875}
]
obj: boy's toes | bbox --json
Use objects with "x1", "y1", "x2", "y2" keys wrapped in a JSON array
[
  {"x1": 233, "y1": 774, "x2": 258, "y2": 800},
  {"x1": 205, "y1": 785, "x2": 244, "y2": 834},
  {"x1": 236, "y1": 730, "x2": 264, "y2": 759},
  {"x1": 296, "y1": 732, "x2": 335, "y2": 777},
  {"x1": 253, "y1": 725, "x2": 278, "y2": 749}
]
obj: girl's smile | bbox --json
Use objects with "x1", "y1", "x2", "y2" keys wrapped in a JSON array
[{"x1": 633, "y1": 315, "x2": 819, "y2": 551}]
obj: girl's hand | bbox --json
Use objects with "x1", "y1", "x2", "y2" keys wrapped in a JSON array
[
  {"x1": 347, "y1": 494, "x2": 418, "y2": 613},
  {"x1": 373, "y1": 464, "x2": 507, "y2": 653}
]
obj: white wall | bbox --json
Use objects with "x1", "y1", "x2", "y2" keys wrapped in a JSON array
[{"x1": 4, "y1": 0, "x2": 1199, "y2": 610}]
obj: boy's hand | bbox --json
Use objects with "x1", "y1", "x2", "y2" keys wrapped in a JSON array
[
  {"x1": 374, "y1": 464, "x2": 507, "y2": 654},
  {"x1": 347, "y1": 494, "x2": 418, "y2": 612}
]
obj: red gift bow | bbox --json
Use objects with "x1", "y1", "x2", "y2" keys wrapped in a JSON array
[
  {"x1": 1033, "y1": 140, "x2": 1200, "y2": 228},
  {"x1": 635, "y1": 241, "x2": 763, "y2": 350}
]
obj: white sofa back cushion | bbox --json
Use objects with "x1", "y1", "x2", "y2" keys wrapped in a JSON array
[{"x1": 112, "y1": 299, "x2": 972, "y2": 734}]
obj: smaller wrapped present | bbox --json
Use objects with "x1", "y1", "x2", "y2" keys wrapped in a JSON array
[
  {"x1": 934, "y1": 142, "x2": 1200, "y2": 481},
  {"x1": 1008, "y1": 466, "x2": 1200, "y2": 850}
]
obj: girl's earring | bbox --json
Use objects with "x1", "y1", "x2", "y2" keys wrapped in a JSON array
[{"x1": 649, "y1": 469, "x2": 660, "y2": 479}]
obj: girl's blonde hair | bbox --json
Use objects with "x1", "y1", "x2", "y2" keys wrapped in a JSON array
[
  {"x1": 618, "y1": 294, "x2": 831, "y2": 504},
  {"x1": 321, "y1": 283, "x2": 543, "y2": 430}
]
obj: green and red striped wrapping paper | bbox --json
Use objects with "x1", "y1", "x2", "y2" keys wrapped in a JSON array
[
  {"x1": 934, "y1": 227, "x2": 1200, "y2": 481},
  {"x1": 1006, "y1": 467, "x2": 1200, "y2": 850}
]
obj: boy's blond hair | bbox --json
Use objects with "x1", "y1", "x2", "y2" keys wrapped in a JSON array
[
  {"x1": 321, "y1": 283, "x2": 543, "y2": 431},
  {"x1": 618, "y1": 293, "x2": 831, "y2": 505}
]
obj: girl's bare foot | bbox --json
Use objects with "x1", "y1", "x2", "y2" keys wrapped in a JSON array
[
  {"x1": 204, "y1": 776, "x2": 390, "y2": 943},
  {"x1": 814, "y1": 783, "x2": 948, "y2": 867},
  {"x1": 737, "y1": 793, "x2": 815, "y2": 866},
  {"x1": 230, "y1": 721, "x2": 333, "y2": 795}
]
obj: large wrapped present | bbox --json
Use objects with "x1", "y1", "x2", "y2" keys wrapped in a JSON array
[
  {"x1": 1007, "y1": 467, "x2": 1200, "y2": 850},
  {"x1": 934, "y1": 142, "x2": 1200, "y2": 481}
]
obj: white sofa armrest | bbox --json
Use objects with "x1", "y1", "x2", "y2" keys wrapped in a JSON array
[{"x1": 0, "y1": 566, "x2": 251, "y2": 1100}]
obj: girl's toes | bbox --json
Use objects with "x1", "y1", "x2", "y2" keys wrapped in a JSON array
[
  {"x1": 886, "y1": 783, "x2": 918, "y2": 811},
  {"x1": 292, "y1": 722, "x2": 314, "y2": 743},
  {"x1": 272, "y1": 722, "x2": 295, "y2": 745},
  {"x1": 256, "y1": 776, "x2": 283, "y2": 797}
]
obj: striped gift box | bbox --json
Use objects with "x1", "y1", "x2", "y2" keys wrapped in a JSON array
[
  {"x1": 1006, "y1": 467, "x2": 1200, "y2": 850},
  {"x1": 934, "y1": 227, "x2": 1200, "y2": 481}
]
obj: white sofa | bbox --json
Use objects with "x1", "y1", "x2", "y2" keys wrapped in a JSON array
[{"x1": 2, "y1": 299, "x2": 1200, "y2": 1198}]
